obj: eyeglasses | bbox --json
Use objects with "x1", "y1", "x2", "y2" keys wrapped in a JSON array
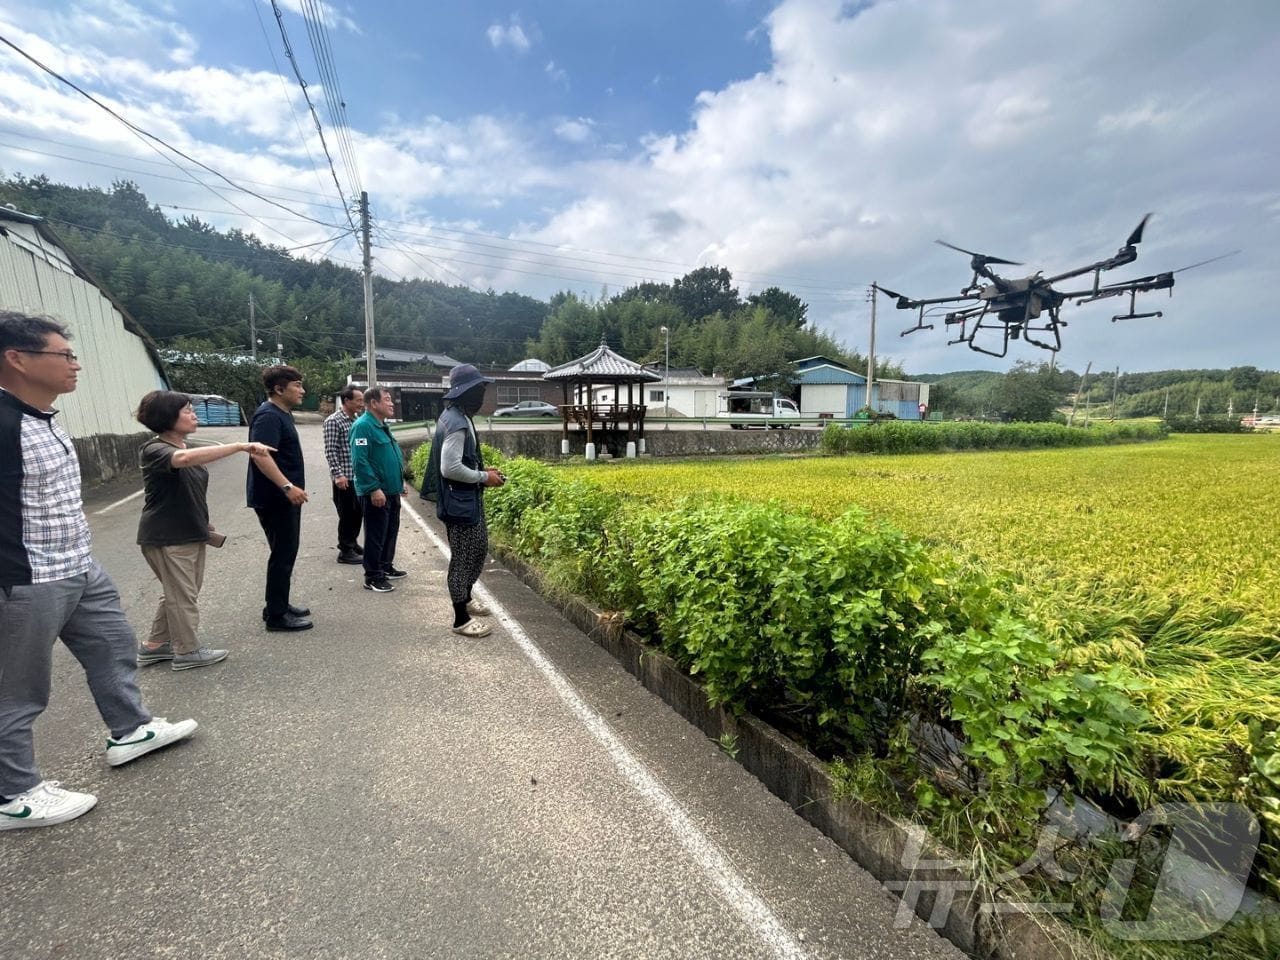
[{"x1": 15, "y1": 349, "x2": 78, "y2": 362}]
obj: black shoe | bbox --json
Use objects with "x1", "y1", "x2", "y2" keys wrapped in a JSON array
[
  {"x1": 337, "y1": 551, "x2": 362, "y2": 565},
  {"x1": 384, "y1": 567, "x2": 407, "y2": 580},
  {"x1": 352, "y1": 544, "x2": 364, "y2": 556},
  {"x1": 265, "y1": 613, "x2": 314, "y2": 632},
  {"x1": 262, "y1": 604, "x2": 311, "y2": 620},
  {"x1": 364, "y1": 579, "x2": 395, "y2": 593}
]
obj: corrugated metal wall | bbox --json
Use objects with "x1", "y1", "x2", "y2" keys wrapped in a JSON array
[
  {"x1": 799, "y1": 383, "x2": 848, "y2": 417},
  {"x1": 0, "y1": 231, "x2": 165, "y2": 439}
]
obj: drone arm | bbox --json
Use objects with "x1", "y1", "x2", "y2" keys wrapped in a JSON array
[
  {"x1": 1066, "y1": 272, "x2": 1174, "y2": 305},
  {"x1": 1041, "y1": 248, "x2": 1139, "y2": 287}
]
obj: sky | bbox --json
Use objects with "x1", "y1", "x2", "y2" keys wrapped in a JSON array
[{"x1": 0, "y1": 0, "x2": 1276, "y2": 374}]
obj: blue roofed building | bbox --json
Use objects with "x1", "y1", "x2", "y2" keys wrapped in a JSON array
[{"x1": 791, "y1": 357, "x2": 930, "y2": 420}]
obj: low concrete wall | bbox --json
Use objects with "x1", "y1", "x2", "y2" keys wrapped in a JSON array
[
  {"x1": 465, "y1": 426, "x2": 824, "y2": 461},
  {"x1": 72, "y1": 432, "x2": 149, "y2": 485}
]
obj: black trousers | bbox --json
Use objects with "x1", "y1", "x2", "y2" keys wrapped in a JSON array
[
  {"x1": 255, "y1": 504, "x2": 302, "y2": 618},
  {"x1": 360, "y1": 494, "x2": 400, "y2": 581},
  {"x1": 331, "y1": 480, "x2": 363, "y2": 551}
]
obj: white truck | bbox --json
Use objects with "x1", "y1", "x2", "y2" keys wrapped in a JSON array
[{"x1": 717, "y1": 391, "x2": 802, "y2": 429}]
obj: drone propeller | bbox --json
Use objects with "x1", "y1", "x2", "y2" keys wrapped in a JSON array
[
  {"x1": 934, "y1": 239, "x2": 1022, "y2": 267},
  {"x1": 1125, "y1": 213, "x2": 1152, "y2": 247}
]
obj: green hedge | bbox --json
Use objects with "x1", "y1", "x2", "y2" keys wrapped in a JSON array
[
  {"x1": 483, "y1": 456, "x2": 1143, "y2": 824},
  {"x1": 821, "y1": 419, "x2": 1168, "y2": 455},
  {"x1": 1165, "y1": 415, "x2": 1248, "y2": 433}
]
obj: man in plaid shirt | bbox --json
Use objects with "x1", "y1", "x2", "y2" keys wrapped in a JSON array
[
  {"x1": 0, "y1": 311, "x2": 197, "y2": 831},
  {"x1": 323, "y1": 385, "x2": 365, "y2": 564}
]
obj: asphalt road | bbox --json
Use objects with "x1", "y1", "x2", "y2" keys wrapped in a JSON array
[{"x1": 0, "y1": 424, "x2": 961, "y2": 960}]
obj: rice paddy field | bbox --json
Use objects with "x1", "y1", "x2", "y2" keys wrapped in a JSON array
[
  {"x1": 561, "y1": 433, "x2": 1280, "y2": 809},
  {"x1": 563, "y1": 434, "x2": 1278, "y2": 629}
]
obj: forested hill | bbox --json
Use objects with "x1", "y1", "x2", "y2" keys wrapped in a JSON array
[
  {"x1": 923, "y1": 364, "x2": 1280, "y2": 420},
  {"x1": 0, "y1": 174, "x2": 549, "y2": 365}
]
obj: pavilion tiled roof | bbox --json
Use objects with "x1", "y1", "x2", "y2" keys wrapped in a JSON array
[{"x1": 543, "y1": 339, "x2": 661, "y2": 383}]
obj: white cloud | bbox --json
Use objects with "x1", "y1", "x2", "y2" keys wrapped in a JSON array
[
  {"x1": 554, "y1": 117, "x2": 595, "y2": 143},
  {"x1": 545, "y1": 60, "x2": 568, "y2": 87},
  {"x1": 487, "y1": 16, "x2": 531, "y2": 52}
]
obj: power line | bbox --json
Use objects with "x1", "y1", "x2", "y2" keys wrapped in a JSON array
[
  {"x1": 372, "y1": 214, "x2": 850, "y2": 290},
  {"x1": 0, "y1": 127, "x2": 350, "y2": 208},
  {"x1": 44, "y1": 214, "x2": 363, "y2": 267},
  {"x1": 0, "y1": 31, "x2": 346, "y2": 232},
  {"x1": 375, "y1": 225, "x2": 486, "y2": 293},
  {"x1": 375, "y1": 221, "x2": 861, "y2": 297},
  {"x1": 300, "y1": 0, "x2": 362, "y2": 197},
  {"x1": 267, "y1": 0, "x2": 359, "y2": 235},
  {"x1": 248, "y1": 0, "x2": 332, "y2": 204},
  {"x1": 2, "y1": 127, "x2": 860, "y2": 298}
]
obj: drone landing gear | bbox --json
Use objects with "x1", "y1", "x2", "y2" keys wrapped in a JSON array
[
  {"x1": 1022, "y1": 305, "x2": 1064, "y2": 353},
  {"x1": 1111, "y1": 288, "x2": 1163, "y2": 322},
  {"x1": 898, "y1": 306, "x2": 935, "y2": 338}
]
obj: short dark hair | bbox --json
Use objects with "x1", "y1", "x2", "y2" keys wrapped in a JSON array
[
  {"x1": 363, "y1": 386, "x2": 388, "y2": 405},
  {"x1": 339, "y1": 385, "x2": 363, "y2": 403},
  {"x1": 136, "y1": 390, "x2": 192, "y2": 433},
  {"x1": 0, "y1": 311, "x2": 71, "y2": 357},
  {"x1": 262, "y1": 364, "x2": 303, "y2": 396}
]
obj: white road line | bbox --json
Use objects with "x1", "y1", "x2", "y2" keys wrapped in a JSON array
[
  {"x1": 403, "y1": 500, "x2": 808, "y2": 960},
  {"x1": 94, "y1": 488, "x2": 144, "y2": 515}
]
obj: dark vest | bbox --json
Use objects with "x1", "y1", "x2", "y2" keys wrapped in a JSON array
[{"x1": 422, "y1": 405, "x2": 485, "y2": 525}]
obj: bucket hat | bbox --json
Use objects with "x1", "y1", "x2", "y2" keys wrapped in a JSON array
[{"x1": 443, "y1": 363, "x2": 494, "y2": 400}]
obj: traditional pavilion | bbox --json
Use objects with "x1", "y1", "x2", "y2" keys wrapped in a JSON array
[{"x1": 543, "y1": 339, "x2": 661, "y2": 459}]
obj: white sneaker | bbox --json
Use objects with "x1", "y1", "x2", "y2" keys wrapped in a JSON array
[
  {"x1": 0, "y1": 780, "x2": 97, "y2": 830},
  {"x1": 105, "y1": 717, "x2": 198, "y2": 767}
]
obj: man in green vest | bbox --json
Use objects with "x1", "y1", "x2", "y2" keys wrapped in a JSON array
[{"x1": 349, "y1": 386, "x2": 408, "y2": 593}]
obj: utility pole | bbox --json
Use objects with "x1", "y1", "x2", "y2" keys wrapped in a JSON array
[
  {"x1": 1110, "y1": 366, "x2": 1120, "y2": 420},
  {"x1": 866, "y1": 283, "x2": 877, "y2": 412},
  {"x1": 360, "y1": 191, "x2": 377, "y2": 388},
  {"x1": 1163, "y1": 388, "x2": 1170, "y2": 419},
  {"x1": 249, "y1": 291, "x2": 257, "y2": 360},
  {"x1": 1068, "y1": 361, "x2": 1092, "y2": 426}
]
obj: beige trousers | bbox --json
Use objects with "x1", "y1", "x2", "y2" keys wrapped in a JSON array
[{"x1": 140, "y1": 542, "x2": 207, "y2": 655}]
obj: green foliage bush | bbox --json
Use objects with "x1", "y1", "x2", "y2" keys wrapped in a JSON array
[
  {"x1": 484, "y1": 458, "x2": 1144, "y2": 810},
  {"x1": 1165, "y1": 415, "x2": 1248, "y2": 433},
  {"x1": 821, "y1": 419, "x2": 1167, "y2": 455}
]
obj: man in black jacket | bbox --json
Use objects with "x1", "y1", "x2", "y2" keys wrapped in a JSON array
[{"x1": 246, "y1": 364, "x2": 312, "y2": 631}]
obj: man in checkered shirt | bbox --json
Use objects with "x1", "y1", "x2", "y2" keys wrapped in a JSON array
[
  {"x1": 322, "y1": 385, "x2": 365, "y2": 565},
  {"x1": 0, "y1": 311, "x2": 198, "y2": 831}
]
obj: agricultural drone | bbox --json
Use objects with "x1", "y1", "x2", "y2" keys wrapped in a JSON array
[{"x1": 880, "y1": 215, "x2": 1235, "y2": 358}]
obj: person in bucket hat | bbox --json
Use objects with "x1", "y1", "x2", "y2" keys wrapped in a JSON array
[{"x1": 423, "y1": 364, "x2": 504, "y2": 637}]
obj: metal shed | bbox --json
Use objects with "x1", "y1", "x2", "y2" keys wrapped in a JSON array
[{"x1": 0, "y1": 204, "x2": 169, "y2": 478}]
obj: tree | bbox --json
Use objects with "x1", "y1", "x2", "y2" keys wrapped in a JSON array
[
  {"x1": 991, "y1": 361, "x2": 1064, "y2": 422},
  {"x1": 748, "y1": 287, "x2": 808, "y2": 327},
  {"x1": 670, "y1": 266, "x2": 740, "y2": 322}
]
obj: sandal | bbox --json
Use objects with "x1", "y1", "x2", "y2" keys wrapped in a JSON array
[
  {"x1": 466, "y1": 600, "x2": 493, "y2": 618},
  {"x1": 451, "y1": 619, "x2": 492, "y2": 638}
]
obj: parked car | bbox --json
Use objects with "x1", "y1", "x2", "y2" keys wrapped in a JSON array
[{"x1": 492, "y1": 400, "x2": 559, "y2": 418}]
